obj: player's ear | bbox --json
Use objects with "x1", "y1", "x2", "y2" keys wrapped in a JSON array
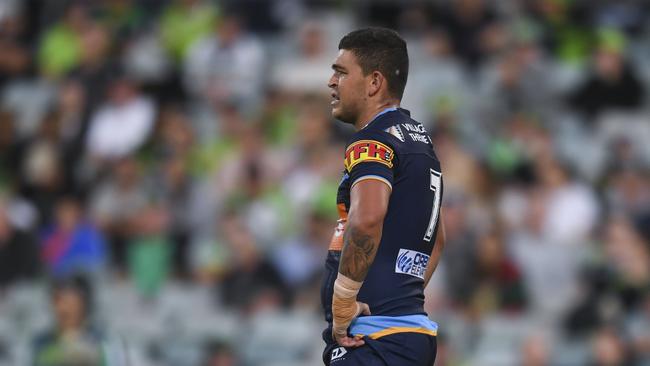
[{"x1": 367, "y1": 71, "x2": 383, "y2": 97}]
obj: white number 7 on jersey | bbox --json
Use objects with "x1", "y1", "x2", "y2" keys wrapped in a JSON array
[{"x1": 424, "y1": 168, "x2": 442, "y2": 242}]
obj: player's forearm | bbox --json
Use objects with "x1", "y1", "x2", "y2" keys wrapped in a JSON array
[
  {"x1": 338, "y1": 221, "x2": 382, "y2": 282},
  {"x1": 424, "y1": 215, "x2": 445, "y2": 288},
  {"x1": 338, "y1": 179, "x2": 390, "y2": 283},
  {"x1": 332, "y1": 219, "x2": 380, "y2": 341}
]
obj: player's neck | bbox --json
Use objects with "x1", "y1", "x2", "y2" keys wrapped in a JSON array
[{"x1": 354, "y1": 101, "x2": 400, "y2": 131}]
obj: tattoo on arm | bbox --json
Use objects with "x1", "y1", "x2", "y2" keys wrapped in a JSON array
[{"x1": 339, "y1": 226, "x2": 379, "y2": 282}]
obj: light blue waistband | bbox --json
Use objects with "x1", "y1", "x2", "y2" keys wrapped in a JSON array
[{"x1": 349, "y1": 314, "x2": 438, "y2": 337}]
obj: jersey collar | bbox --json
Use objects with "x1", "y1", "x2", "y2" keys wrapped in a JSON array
[{"x1": 360, "y1": 107, "x2": 398, "y2": 130}]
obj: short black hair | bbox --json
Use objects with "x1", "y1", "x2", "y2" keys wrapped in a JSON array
[
  {"x1": 338, "y1": 27, "x2": 409, "y2": 100},
  {"x1": 50, "y1": 275, "x2": 93, "y2": 316}
]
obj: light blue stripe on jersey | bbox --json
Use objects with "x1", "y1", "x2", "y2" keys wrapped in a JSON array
[
  {"x1": 349, "y1": 314, "x2": 438, "y2": 336},
  {"x1": 351, "y1": 175, "x2": 392, "y2": 189},
  {"x1": 362, "y1": 107, "x2": 398, "y2": 130},
  {"x1": 373, "y1": 107, "x2": 398, "y2": 119}
]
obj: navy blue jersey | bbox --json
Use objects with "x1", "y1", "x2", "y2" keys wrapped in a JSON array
[{"x1": 321, "y1": 108, "x2": 443, "y2": 347}]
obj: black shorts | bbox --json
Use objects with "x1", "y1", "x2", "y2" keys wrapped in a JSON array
[{"x1": 323, "y1": 332, "x2": 437, "y2": 366}]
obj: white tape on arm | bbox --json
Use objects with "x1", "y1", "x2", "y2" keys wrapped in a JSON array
[{"x1": 332, "y1": 273, "x2": 364, "y2": 338}]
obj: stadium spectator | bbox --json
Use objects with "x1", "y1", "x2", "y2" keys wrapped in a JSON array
[
  {"x1": 50, "y1": 80, "x2": 87, "y2": 193},
  {"x1": 401, "y1": 28, "x2": 467, "y2": 128},
  {"x1": 149, "y1": 156, "x2": 195, "y2": 278},
  {"x1": 17, "y1": 112, "x2": 68, "y2": 226},
  {"x1": 202, "y1": 340, "x2": 237, "y2": 366},
  {"x1": 271, "y1": 210, "x2": 330, "y2": 290},
  {"x1": 534, "y1": 154, "x2": 600, "y2": 245},
  {"x1": 508, "y1": 187, "x2": 582, "y2": 319},
  {"x1": 602, "y1": 216, "x2": 650, "y2": 311},
  {"x1": 270, "y1": 21, "x2": 332, "y2": 95},
  {"x1": 436, "y1": 191, "x2": 477, "y2": 305},
  {"x1": 40, "y1": 197, "x2": 106, "y2": 277},
  {"x1": 183, "y1": 14, "x2": 265, "y2": 110},
  {"x1": 31, "y1": 276, "x2": 105, "y2": 366},
  {"x1": 85, "y1": 74, "x2": 155, "y2": 161},
  {"x1": 69, "y1": 22, "x2": 114, "y2": 117},
  {"x1": 625, "y1": 293, "x2": 650, "y2": 365},
  {"x1": 438, "y1": 0, "x2": 500, "y2": 68},
  {"x1": 568, "y1": 29, "x2": 646, "y2": 119},
  {"x1": 472, "y1": 230, "x2": 527, "y2": 313},
  {"x1": 218, "y1": 211, "x2": 284, "y2": 310},
  {"x1": 589, "y1": 326, "x2": 630, "y2": 366},
  {"x1": 520, "y1": 332, "x2": 551, "y2": 366},
  {"x1": 37, "y1": 3, "x2": 90, "y2": 78},
  {"x1": 127, "y1": 204, "x2": 172, "y2": 297},
  {"x1": 89, "y1": 157, "x2": 147, "y2": 271},
  {"x1": 0, "y1": 6, "x2": 31, "y2": 86},
  {"x1": 96, "y1": 0, "x2": 147, "y2": 42},
  {"x1": 0, "y1": 199, "x2": 40, "y2": 288},
  {"x1": 160, "y1": 0, "x2": 219, "y2": 62}
]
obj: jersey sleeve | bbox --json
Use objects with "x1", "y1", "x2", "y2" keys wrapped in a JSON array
[{"x1": 344, "y1": 131, "x2": 397, "y2": 190}]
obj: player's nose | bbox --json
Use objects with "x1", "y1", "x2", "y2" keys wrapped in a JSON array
[{"x1": 328, "y1": 74, "x2": 337, "y2": 89}]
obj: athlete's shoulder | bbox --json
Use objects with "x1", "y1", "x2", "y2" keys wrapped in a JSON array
[
  {"x1": 343, "y1": 112, "x2": 400, "y2": 171},
  {"x1": 344, "y1": 132, "x2": 395, "y2": 173},
  {"x1": 370, "y1": 108, "x2": 435, "y2": 152}
]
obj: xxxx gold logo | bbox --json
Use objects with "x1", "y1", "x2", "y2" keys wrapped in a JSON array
[{"x1": 344, "y1": 140, "x2": 394, "y2": 171}]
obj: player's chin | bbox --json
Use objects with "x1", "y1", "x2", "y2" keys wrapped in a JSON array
[
  {"x1": 331, "y1": 105, "x2": 342, "y2": 119},
  {"x1": 331, "y1": 106, "x2": 352, "y2": 124}
]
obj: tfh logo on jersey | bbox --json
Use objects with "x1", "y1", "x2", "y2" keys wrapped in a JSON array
[
  {"x1": 344, "y1": 140, "x2": 394, "y2": 171},
  {"x1": 395, "y1": 249, "x2": 430, "y2": 279}
]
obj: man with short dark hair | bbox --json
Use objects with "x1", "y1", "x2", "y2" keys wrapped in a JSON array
[
  {"x1": 321, "y1": 28, "x2": 446, "y2": 365},
  {"x1": 32, "y1": 276, "x2": 106, "y2": 365}
]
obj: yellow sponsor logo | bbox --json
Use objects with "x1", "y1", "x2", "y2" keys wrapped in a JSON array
[{"x1": 344, "y1": 140, "x2": 394, "y2": 171}]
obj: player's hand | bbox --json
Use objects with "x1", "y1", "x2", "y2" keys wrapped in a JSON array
[
  {"x1": 332, "y1": 300, "x2": 371, "y2": 347},
  {"x1": 336, "y1": 333, "x2": 366, "y2": 348}
]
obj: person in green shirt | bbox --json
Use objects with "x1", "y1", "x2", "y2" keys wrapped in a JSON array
[
  {"x1": 159, "y1": 0, "x2": 219, "y2": 62},
  {"x1": 38, "y1": 4, "x2": 90, "y2": 78}
]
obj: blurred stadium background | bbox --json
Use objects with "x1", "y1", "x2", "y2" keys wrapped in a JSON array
[{"x1": 0, "y1": 0, "x2": 649, "y2": 365}]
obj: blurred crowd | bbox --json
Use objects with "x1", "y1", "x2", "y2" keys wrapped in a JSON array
[{"x1": 0, "y1": 0, "x2": 649, "y2": 365}]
